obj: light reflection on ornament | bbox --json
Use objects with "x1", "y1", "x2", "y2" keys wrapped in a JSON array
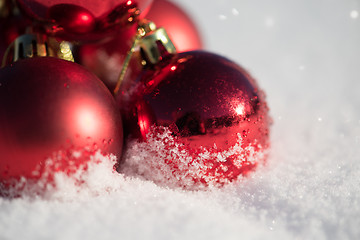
[
  {"x1": 134, "y1": 101, "x2": 154, "y2": 138},
  {"x1": 138, "y1": 113, "x2": 151, "y2": 137},
  {"x1": 81, "y1": 14, "x2": 90, "y2": 21},
  {"x1": 75, "y1": 104, "x2": 99, "y2": 136},
  {"x1": 234, "y1": 103, "x2": 246, "y2": 116}
]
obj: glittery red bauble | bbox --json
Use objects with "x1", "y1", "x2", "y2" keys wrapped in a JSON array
[
  {"x1": 16, "y1": 0, "x2": 153, "y2": 41},
  {"x1": 0, "y1": 57, "x2": 123, "y2": 185},
  {"x1": 145, "y1": 0, "x2": 202, "y2": 52},
  {"x1": 118, "y1": 51, "x2": 271, "y2": 187}
]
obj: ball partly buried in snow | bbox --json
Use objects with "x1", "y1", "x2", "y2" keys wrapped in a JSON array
[
  {"x1": 0, "y1": 57, "x2": 123, "y2": 187},
  {"x1": 118, "y1": 51, "x2": 271, "y2": 188}
]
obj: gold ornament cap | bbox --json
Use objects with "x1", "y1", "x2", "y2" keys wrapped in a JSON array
[
  {"x1": 137, "y1": 21, "x2": 177, "y2": 66},
  {"x1": 1, "y1": 33, "x2": 74, "y2": 67},
  {"x1": 113, "y1": 20, "x2": 177, "y2": 94}
]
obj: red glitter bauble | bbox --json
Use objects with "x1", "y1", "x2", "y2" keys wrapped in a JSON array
[
  {"x1": 15, "y1": 0, "x2": 153, "y2": 41},
  {"x1": 145, "y1": 0, "x2": 202, "y2": 52},
  {"x1": 118, "y1": 51, "x2": 271, "y2": 188},
  {"x1": 0, "y1": 57, "x2": 123, "y2": 185}
]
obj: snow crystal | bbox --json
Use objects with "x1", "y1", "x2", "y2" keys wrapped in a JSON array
[{"x1": 120, "y1": 126, "x2": 267, "y2": 189}]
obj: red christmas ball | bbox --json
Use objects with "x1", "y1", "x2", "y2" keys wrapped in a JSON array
[
  {"x1": 145, "y1": 0, "x2": 202, "y2": 52},
  {"x1": 118, "y1": 51, "x2": 271, "y2": 188},
  {"x1": 0, "y1": 57, "x2": 123, "y2": 185},
  {"x1": 74, "y1": 0, "x2": 203, "y2": 89},
  {"x1": 73, "y1": 24, "x2": 140, "y2": 92},
  {"x1": 15, "y1": 0, "x2": 153, "y2": 41}
]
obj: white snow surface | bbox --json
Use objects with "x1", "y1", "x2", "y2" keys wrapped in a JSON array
[{"x1": 1, "y1": 0, "x2": 360, "y2": 239}]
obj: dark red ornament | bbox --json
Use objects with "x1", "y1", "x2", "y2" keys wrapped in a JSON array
[
  {"x1": 0, "y1": 57, "x2": 123, "y2": 184},
  {"x1": 15, "y1": 0, "x2": 153, "y2": 41},
  {"x1": 73, "y1": 24, "x2": 140, "y2": 91},
  {"x1": 118, "y1": 51, "x2": 271, "y2": 187},
  {"x1": 145, "y1": 0, "x2": 202, "y2": 52}
]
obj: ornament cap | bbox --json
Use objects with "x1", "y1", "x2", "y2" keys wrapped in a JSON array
[
  {"x1": 138, "y1": 24, "x2": 176, "y2": 65},
  {"x1": 14, "y1": 34, "x2": 53, "y2": 60},
  {"x1": 113, "y1": 20, "x2": 177, "y2": 95},
  {"x1": 1, "y1": 33, "x2": 74, "y2": 67}
]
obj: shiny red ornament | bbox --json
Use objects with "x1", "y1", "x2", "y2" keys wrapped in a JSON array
[
  {"x1": 47, "y1": 4, "x2": 96, "y2": 34},
  {"x1": 0, "y1": 57, "x2": 123, "y2": 185},
  {"x1": 15, "y1": 0, "x2": 153, "y2": 41},
  {"x1": 145, "y1": 0, "x2": 202, "y2": 52},
  {"x1": 118, "y1": 51, "x2": 271, "y2": 187}
]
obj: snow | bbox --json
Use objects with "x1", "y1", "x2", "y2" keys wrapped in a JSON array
[
  {"x1": 121, "y1": 127, "x2": 266, "y2": 189},
  {"x1": 1, "y1": 0, "x2": 360, "y2": 239}
]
